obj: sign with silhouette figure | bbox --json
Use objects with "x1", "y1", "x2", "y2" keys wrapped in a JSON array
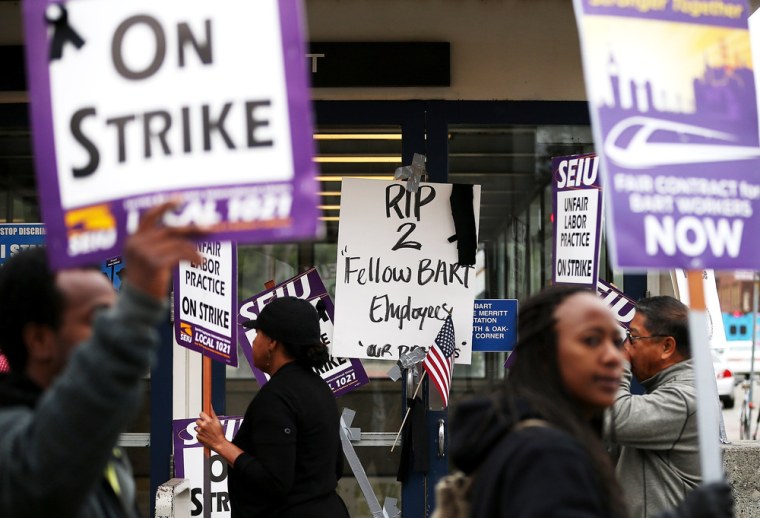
[{"x1": 23, "y1": 0, "x2": 320, "y2": 270}]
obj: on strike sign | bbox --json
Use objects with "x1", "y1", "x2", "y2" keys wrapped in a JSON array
[
  {"x1": 23, "y1": 0, "x2": 320, "y2": 269},
  {"x1": 174, "y1": 241, "x2": 237, "y2": 366},
  {"x1": 552, "y1": 153, "x2": 603, "y2": 287}
]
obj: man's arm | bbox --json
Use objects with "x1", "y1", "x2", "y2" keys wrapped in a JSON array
[
  {"x1": 0, "y1": 285, "x2": 167, "y2": 516},
  {"x1": 609, "y1": 361, "x2": 696, "y2": 449},
  {"x1": 0, "y1": 203, "x2": 203, "y2": 517}
]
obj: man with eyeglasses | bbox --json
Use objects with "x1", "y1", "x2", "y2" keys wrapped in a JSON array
[{"x1": 607, "y1": 295, "x2": 715, "y2": 518}]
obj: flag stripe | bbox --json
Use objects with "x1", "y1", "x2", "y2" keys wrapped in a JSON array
[
  {"x1": 422, "y1": 315, "x2": 456, "y2": 408},
  {"x1": 424, "y1": 349, "x2": 450, "y2": 404}
]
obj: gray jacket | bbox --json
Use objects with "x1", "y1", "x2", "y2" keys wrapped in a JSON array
[
  {"x1": 609, "y1": 359, "x2": 707, "y2": 518},
  {"x1": 0, "y1": 284, "x2": 165, "y2": 518}
]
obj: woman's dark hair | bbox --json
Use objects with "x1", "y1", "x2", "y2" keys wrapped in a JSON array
[
  {"x1": 504, "y1": 284, "x2": 627, "y2": 518},
  {"x1": 278, "y1": 299, "x2": 331, "y2": 370},
  {"x1": 245, "y1": 297, "x2": 331, "y2": 370},
  {"x1": 287, "y1": 341, "x2": 330, "y2": 370},
  {"x1": 279, "y1": 339, "x2": 330, "y2": 369},
  {"x1": 0, "y1": 248, "x2": 65, "y2": 373}
]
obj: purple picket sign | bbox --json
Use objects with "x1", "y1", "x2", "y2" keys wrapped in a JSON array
[
  {"x1": 23, "y1": 0, "x2": 321, "y2": 270},
  {"x1": 579, "y1": 0, "x2": 750, "y2": 29},
  {"x1": 172, "y1": 416, "x2": 243, "y2": 478},
  {"x1": 574, "y1": 0, "x2": 760, "y2": 270},
  {"x1": 173, "y1": 242, "x2": 238, "y2": 367},
  {"x1": 237, "y1": 268, "x2": 370, "y2": 397},
  {"x1": 596, "y1": 278, "x2": 637, "y2": 330},
  {"x1": 551, "y1": 153, "x2": 604, "y2": 287}
]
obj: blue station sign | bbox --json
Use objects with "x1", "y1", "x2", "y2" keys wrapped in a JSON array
[{"x1": 472, "y1": 299, "x2": 518, "y2": 352}]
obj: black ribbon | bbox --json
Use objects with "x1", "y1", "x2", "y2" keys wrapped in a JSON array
[
  {"x1": 46, "y1": 3, "x2": 85, "y2": 61},
  {"x1": 396, "y1": 394, "x2": 428, "y2": 482},
  {"x1": 315, "y1": 299, "x2": 329, "y2": 322},
  {"x1": 448, "y1": 183, "x2": 477, "y2": 266}
]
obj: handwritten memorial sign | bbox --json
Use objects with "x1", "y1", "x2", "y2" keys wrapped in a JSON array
[
  {"x1": 174, "y1": 241, "x2": 238, "y2": 366},
  {"x1": 173, "y1": 416, "x2": 243, "y2": 517},
  {"x1": 0, "y1": 224, "x2": 46, "y2": 265},
  {"x1": 238, "y1": 269, "x2": 369, "y2": 396},
  {"x1": 573, "y1": 0, "x2": 760, "y2": 270},
  {"x1": 23, "y1": 0, "x2": 319, "y2": 269},
  {"x1": 333, "y1": 179, "x2": 481, "y2": 364},
  {"x1": 552, "y1": 153, "x2": 603, "y2": 287}
]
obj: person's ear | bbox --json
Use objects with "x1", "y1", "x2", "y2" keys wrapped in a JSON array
[
  {"x1": 660, "y1": 336, "x2": 678, "y2": 361},
  {"x1": 23, "y1": 323, "x2": 56, "y2": 363}
]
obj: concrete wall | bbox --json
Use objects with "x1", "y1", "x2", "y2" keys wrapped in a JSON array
[{"x1": 724, "y1": 442, "x2": 760, "y2": 516}]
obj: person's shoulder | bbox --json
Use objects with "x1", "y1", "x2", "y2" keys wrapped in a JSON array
[
  {"x1": 492, "y1": 423, "x2": 588, "y2": 463},
  {"x1": 512, "y1": 424, "x2": 582, "y2": 449},
  {"x1": 0, "y1": 405, "x2": 34, "y2": 445},
  {"x1": 260, "y1": 364, "x2": 328, "y2": 398},
  {"x1": 480, "y1": 425, "x2": 595, "y2": 486},
  {"x1": 655, "y1": 360, "x2": 697, "y2": 390}
]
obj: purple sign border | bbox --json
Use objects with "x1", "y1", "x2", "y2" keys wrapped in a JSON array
[
  {"x1": 237, "y1": 268, "x2": 370, "y2": 397},
  {"x1": 172, "y1": 415, "x2": 243, "y2": 478},
  {"x1": 551, "y1": 153, "x2": 603, "y2": 288},
  {"x1": 23, "y1": 0, "x2": 320, "y2": 270},
  {"x1": 579, "y1": 0, "x2": 749, "y2": 29},
  {"x1": 596, "y1": 278, "x2": 637, "y2": 330}
]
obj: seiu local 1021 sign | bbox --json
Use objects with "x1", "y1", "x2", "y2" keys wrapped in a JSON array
[
  {"x1": 24, "y1": 0, "x2": 319, "y2": 269},
  {"x1": 552, "y1": 153, "x2": 603, "y2": 287}
]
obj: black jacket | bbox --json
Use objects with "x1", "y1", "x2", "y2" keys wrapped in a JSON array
[
  {"x1": 229, "y1": 362, "x2": 348, "y2": 518},
  {"x1": 450, "y1": 396, "x2": 615, "y2": 517}
]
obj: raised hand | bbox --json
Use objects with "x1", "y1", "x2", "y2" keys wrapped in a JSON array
[{"x1": 123, "y1": 202, "x2": 205, "y2": 300}]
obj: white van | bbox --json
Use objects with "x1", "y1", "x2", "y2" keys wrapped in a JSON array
[{"x1": 716, "y1": 340, "x2": 760, "y2": 381}]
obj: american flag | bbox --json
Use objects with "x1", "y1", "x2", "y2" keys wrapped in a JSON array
[{"x1": 423, "y1": 315, "x2": 456, "y2": 407}]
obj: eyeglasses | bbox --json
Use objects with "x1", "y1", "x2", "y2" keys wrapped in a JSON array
[{"x1": 625, "y1": 330, "x2": 669, "y2": 344}]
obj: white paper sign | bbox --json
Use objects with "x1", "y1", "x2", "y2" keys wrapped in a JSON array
[{"x1": 333, "y1": 179, "x2": 481, "y2": 364}]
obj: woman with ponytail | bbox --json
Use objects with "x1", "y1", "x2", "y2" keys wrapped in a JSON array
[{"x1": 195, "y1": 296, "x2": 349, "y2": 518}]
